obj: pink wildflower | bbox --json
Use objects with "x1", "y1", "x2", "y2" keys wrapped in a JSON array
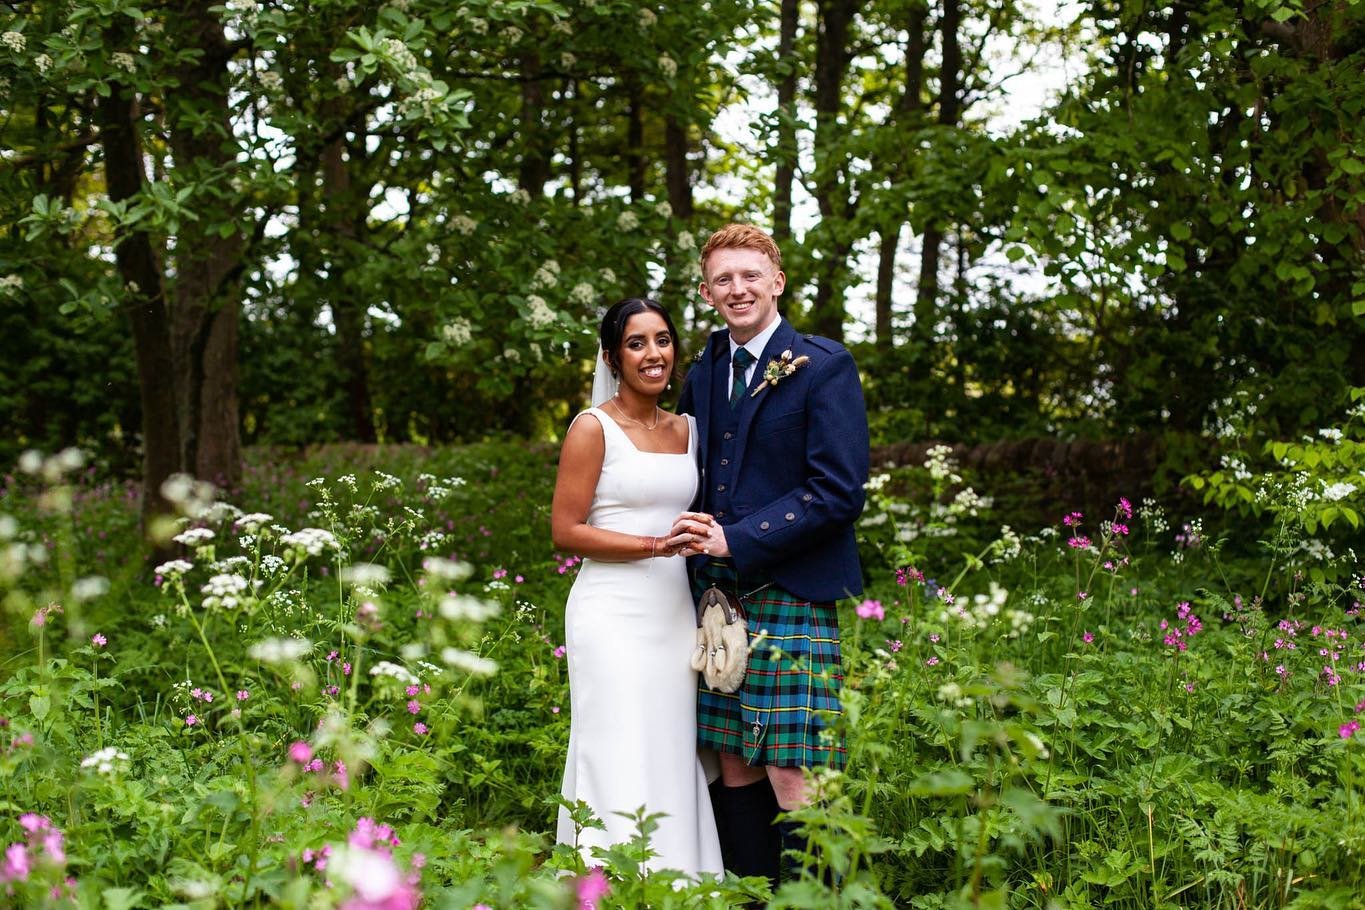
[
  {"x1": 3, "y1": 843, "x2": 30, "y2": 882},
  {"x1": 407, "y1": 700, "x2": 421, "y2": 715},
  {"x1": 185, "y1": 714, "x2": 198, "y2": 727},
  {"x1": 289, "y1": 741, "x2": 313, "y2": 764},
  {"x1": 90, "y1": 633, "x2": 107, "y2": 648},
  {"x1": 552, "y1": 645, "x2": 566, "y2": 659},
  {"x1": 413, "y1": 722, "x2": 428, "y2": 735},
  {"x1": 576, "y1": 867, "x2": 610, "y2": 910},
  {"x1": 856, "y1": 599, "x2": 885, "y2": 621},
  {"x1": 1063, "y1": 511, "x2": 1084, "y2": 527},
  {"x1": 1117, "y1": 497, "x2": 1133, "y2": 519},
  {"x1": 1341, "y1": 720, "x2": 1360, "y2": 739},
  {"x1": 1082, "y1": 630, "x2": 1094, "y2": 644},
  {"x1": 888, "y1": 639, "x2": 903, "y2": 653},
  {"x1": 926, "y1": 656, "x2": 940, "y2": 666},
  {"x1": 1067, "y1": 536, "x2": 1091, "y2": 549},
  {"x1": 236, "y1": 690, "x2": 249, "y2": 701}
]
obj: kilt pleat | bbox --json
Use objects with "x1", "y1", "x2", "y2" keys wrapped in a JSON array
[{"x1": 694, "y1": 562, "x2": 847, "y2": 769}]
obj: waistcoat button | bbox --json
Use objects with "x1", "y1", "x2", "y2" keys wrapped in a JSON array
[
  {"x1": 717, "y1": 484, "x2": 726, "y2": 492},
  {"x1": 723, "y1": 431, "x2": 733, "y2": 440},
  {"x1": 785, "y1": 512, "x2": 795, "y2": 521},
  {"x1": 759, "y1": 521, "x2": 770, "y2": 530}
]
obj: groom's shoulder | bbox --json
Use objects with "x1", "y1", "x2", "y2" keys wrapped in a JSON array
[{"x1": 795, "y1": 332, "x2": 851, "y2": 361}]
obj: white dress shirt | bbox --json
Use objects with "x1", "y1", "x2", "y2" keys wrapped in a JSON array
[{"x1": 728, "y1": 317, "x2": 782, "y2": 388}]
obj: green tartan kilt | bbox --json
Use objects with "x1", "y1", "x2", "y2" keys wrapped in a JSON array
[{"x1": 694, "y1": 562, "x2": 847, "y2": 770}]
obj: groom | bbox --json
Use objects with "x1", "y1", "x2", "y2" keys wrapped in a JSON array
[{"x1": 673, "y1": 223, "x2": 869, "y2": 885}]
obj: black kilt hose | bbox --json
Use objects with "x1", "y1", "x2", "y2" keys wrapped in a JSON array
[{"x1": 695, "y1": 561, "x2": 847, "y2": 770}]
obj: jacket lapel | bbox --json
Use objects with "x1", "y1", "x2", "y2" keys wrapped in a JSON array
[
  {"x1": 733, "y1": 319, "x2": 799, "y2": 469},
  {"x1": 689, "y1": 329, "x2": 728, "y2": 465}
]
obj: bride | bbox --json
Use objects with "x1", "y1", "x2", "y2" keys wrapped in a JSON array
[{"x1": 551, "y1": 298, "x2": 723, "y2": 877}]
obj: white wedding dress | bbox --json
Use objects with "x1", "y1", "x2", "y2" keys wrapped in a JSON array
[{"x1": 555, "y1": 408, "x2": 723, "y2": 877}]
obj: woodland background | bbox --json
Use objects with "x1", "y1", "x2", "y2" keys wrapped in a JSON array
[{"x1": 2, "y1": 0, "x2": 1364, "y2": 516}]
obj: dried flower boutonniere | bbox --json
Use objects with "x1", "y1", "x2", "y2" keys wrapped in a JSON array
[{"x1": 750, "y1": 349, "x2": 811, "y2": 397}]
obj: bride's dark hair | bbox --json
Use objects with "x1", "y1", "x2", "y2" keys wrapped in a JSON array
[{"x1": 599, "y1": 297, "x2": 681, "y2": 376}]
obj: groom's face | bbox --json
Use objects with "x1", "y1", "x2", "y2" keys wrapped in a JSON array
[{"x1": 699, "y1": 247, "x2": 785, "y2": 345}]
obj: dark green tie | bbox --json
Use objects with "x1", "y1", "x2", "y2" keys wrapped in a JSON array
[{"x1": 730, "y1": 348, "x2": 755, "y2": 410}]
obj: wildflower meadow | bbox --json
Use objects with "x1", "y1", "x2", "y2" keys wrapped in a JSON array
[
  {"x1": 3, "y1": 401, "x2": 1364, "y2": 908},
  {"x1": 5, "y1": 0, "x2": 1365, "y2": 906}
]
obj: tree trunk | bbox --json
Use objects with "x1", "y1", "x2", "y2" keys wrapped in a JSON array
[
  {"x1": 664, "y1": 114, "x2": 693, "y2": 220},
  {"x1": 874, "y1": 2, "x2": 929, "y2": 350},
  {"x1": 913, "y1": 0, "x2": 962, "y2": 346},
  {"x1": 627, "y1": 79, "x2": 645, "y2": 203},
  {"x1": 519, "y1": 50, "x2": 552, "y2": 194},
  {"x1": 874, "y1": 226, "x2": 899, "y2": 349},
  {"x1": 772, "y1": 0, "x2": 799, "y2": 243},
  {"x1": 322, "y1": 137, "x2": 378, "y2": 442},
  {"x1": 809, "y1": 0, "x2": 863, "y2": 342},
  {"x1": 96, "y1": 68, "x2": 180, "y2": 528},
  {"x1": 165, "y1": 1, "x2": 243, "y2": 488}
]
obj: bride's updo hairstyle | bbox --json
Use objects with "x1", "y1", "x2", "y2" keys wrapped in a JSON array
[{"x1": 599, "y1": 297, "x2": 681, "y2": 377}]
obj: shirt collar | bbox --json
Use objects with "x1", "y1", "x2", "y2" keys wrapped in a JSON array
[{"x1": 728, "y1": 316, "x2": 781, "y2": 364}]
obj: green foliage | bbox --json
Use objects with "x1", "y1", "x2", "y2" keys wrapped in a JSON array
[{"x1": 3, "y1": 442, "x2": 1365, "y2": 905}]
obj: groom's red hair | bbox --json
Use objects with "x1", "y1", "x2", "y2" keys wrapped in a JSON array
[{"x1": 699, "y1": 224, "x2": 783, "y2": 276}]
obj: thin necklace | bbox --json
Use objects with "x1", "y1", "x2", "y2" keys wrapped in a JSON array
[{"x1": 611, "y1": 395, "x2": 660, "y2": 430}]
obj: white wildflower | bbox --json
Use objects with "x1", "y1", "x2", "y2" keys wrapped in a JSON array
[
  {"x1": 258, "y1": 69, "x2": 282, "y2": 91},
  {"x1": 234, "y1": 512, "x2": 274, "y2": 533},
  {"x1": 924, "y1": 445, "x2": 961, "y2": 483},
  {"x1": 2, "y1": 31, "x2": 25, "y2": 53},
  {"x1": 676, "y1": 229, "x2": 696, "y2": 251},
  {"x1": 438, "y1": 594, "x2": 501, "y2": 622},
  {"x1": 110, "y1": 52, "x2": 136, "y2": 73},
  {"x1": 560, "y1": 51, "x2": 576, "y2": 69},
  {"x1": 0, "y1": 274, "x2": 23, "y2": 294},
  {"x1": 80, "y1": 746, "x2": 131, "y2": 774},
  {"x1": 503, "y1": 347, "x2": 521, "y2": 363},
  {"x1": 617, "y1": 211, "x2": 639, "y2": 231},
  {"x1": 469, "y1": 17, "x2": 488, "y2": 35},
  {"x1": 501, "y1": 26, "x2": 522, "y2": 43},
  {"x1": 441, "y1": 647, "x2": 498, "y2": 676},
  {"x1": 200, "y1": 573, "x2": 250, "y2": 610},
  {"x1": 656, "y1": 200, "x2": 673, "y2": 219},
  {"x1": 281, "y1": 527, "x2": 339, "y2": 556},
  {"x1": 510, "y1": 188, "x2": 531, "y2": 205},
  {"x1": 599, "y1": 267, "x2": 617, "y2": 285},
  {"x1": 71, "y1": 575, "x2": 110, "y2": 602},
  {"x1": 173, "y1": 527, "x2": 216, "y2": 547},
  {"x1": 451, "y1": 214, "x2": 477, "y2": 235},
  {"x1": 248, "y1": 636, "x2": 311, "y2": 663},
  {"x1": 423, "y1": 557, "x2": 473, "y2": 581},
  {"x1": 638, "y1": 8, "x2": 658, "y2": 27},
  {"x1": 1318, "y1": 427, "x2": 1343, "y2": 442},
  {"x1": 657, "y1": 54, "x2": 676, "y2": 78},
  {"x1": 34, "y1": 54, "x2": 52, "y2": 75},
  {"x1": 0, "y1": 515, "x2": 15, "y2": 540},
  {"x1": 17, "y1": 450, "x2": 42, "y2": 474},
  {"x1": 341, "y1": 563, "x2": 390, "y2": 587},
  {"x1": 369, "y1": 660, "x2": 418, "y2": 685},
  {"x1": 865, "y1": 473, "x2": 890, "y2": 492}
]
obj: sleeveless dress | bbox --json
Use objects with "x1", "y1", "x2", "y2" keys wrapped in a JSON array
[{"x1": 555, "y1": 408, "x2": 723, "y2": 877}]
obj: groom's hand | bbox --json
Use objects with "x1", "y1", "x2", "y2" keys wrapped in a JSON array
[
  {"x1": 695, "y1": 520, "x2": 731, "y2": 558},
  {"x1": 666, "y1": 512, "x2": 714, "y2": 556}
]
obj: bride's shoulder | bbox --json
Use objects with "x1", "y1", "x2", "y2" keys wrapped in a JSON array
[{"x1": 566, "y1": 408, "x2": 607, "y2": 438}]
